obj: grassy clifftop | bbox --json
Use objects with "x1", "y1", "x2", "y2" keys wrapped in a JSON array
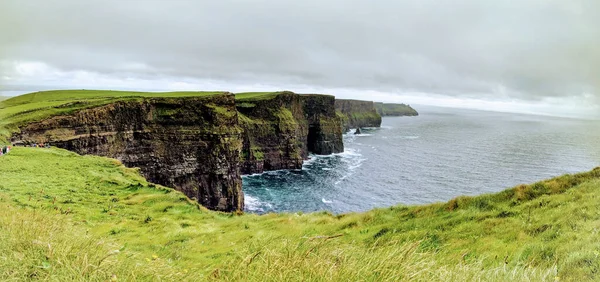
[
  {"x1": 375, "y1": 102, "x2": 419, "y2": 116},
  {"x1": 1, "y1": 147, "x2": 599, "y2": 281},
  {"x1": 0, "y1": 90, "x2": 225, "y2": 144}
]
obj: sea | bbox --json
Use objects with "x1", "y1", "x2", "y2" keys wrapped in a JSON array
[{"x1": 243, "y1": 106, "x2": 600, "y2": 214}]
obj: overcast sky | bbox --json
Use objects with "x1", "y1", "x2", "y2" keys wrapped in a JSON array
[{"x1": 1, "y1": 1, "x2": 598, "y2": 117}]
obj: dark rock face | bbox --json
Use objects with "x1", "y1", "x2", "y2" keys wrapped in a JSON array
[
  {"x1": 237, "y1": 92, "x2": 344, "y2": 175},
  {"x1": 375, "y1": 102, "x2": 419, "y2": 116},
  {"x1": 334, "y1": 99, "x2": 382, "y2": 132},
  {"x1": 13, "y1": 94, "x2": 244, "y2": 212},
  {"x1": 12, "y1": 91, "x2": 347, "y2": 211},
  {"x1": 301, "y1": 95, "x2": 345, "y2": 155}
]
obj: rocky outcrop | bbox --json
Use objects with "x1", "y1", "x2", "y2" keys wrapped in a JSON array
[
  {"x1": 334, "y1": 99, "x2": 382, "y2": 132},
  {"x1": 11, "y1": 91, "x2": 347, "y2": 211},
  {"x1": 375, "y1": 102, "x2": 419, "y2": 116},
  {"x1": 12, "y1": 94, "x2": 244, "y2": 212},
  {"x1": 237, "y1": 92, "x2": 344, "y2": 175}
]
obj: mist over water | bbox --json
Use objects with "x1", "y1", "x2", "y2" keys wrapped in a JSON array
[{"x1": 243, "y1": 106, "x2": 600, "y2": 214}]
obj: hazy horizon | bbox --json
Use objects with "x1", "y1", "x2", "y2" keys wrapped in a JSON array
[{"x1": 1, "y1": 1, "x2": 598, "y2": 118}]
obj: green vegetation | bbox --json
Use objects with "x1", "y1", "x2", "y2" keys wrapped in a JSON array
[
  {"x1": 3, "y1": 147, "x2": 600, "y2": 280},
  {"x1": 375, "y1": 102, "x2": 419, "y2": 116},
  {"x1": 0, "y1": 90, "x2": 225, "y2": 144},
  {"x1": 234, "y1": 92, "x2": 282, "y2": 101},
  {"x1": 250, "y1": 147, "x2": 265, "y2": 160},
  {"x1": 336, "y1": 110, "x2": 381, "y2": 132}
]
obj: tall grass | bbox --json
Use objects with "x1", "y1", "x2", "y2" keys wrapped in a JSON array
[
  {"x1": 0, "y1": 203, "x2": 191, "y2": 281},
  {"x1": 214, "y1": 238, "x2": 556, "y2": 282},
  {"x1": 0, "y1": 147, "x2": 599, "y2": 280}
]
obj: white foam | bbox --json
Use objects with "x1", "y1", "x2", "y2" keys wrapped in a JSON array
[
  {"x1": 303, "y1": 155, "x2": 319, "y2": 166},
  {"x1": 245, "y1": 195, "x2": 273, "y2": 212},
  {"x1": 338, "y1": 148, "x2": 362, "y2": 157},
  {"x1": 322, "y1": 198, "x2": 333, "y2": 204},
  {"x1": 348, "y1": 159, "x2": 366, "y2": 170},
  {"x1": 244, "y1": 195, "x2": 264, "y2": 212}
]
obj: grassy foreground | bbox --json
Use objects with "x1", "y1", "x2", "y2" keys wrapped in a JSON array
[{"x1": 1, "y1": 148, "x2": 599, "y2": 281}]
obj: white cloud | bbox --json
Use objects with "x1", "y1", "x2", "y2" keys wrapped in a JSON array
[{"x1": 1, "y1": 1, "x2": 598, "y2": 118}]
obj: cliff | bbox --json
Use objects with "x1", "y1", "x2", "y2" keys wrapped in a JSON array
[
  {"x1": 335, "y1": 99, "x2": 382, "y2": 132},
  {"x1": 12, "y1": 94, "x2": 244, "y2": 212},
  {"x1": 375, "y1": 102, "x2": 419, "y2": 116},
  {"x1": 6, "y1": 90, "x2": 346, "y2": 211},
  {"x1": 236, "y1": 92, "x2": 344, "y2": 174}
]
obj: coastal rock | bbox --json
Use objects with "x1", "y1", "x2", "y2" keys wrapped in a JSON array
[
  {"x1": 237, "y1": 92, "x2": 344, "y2": 175},
  {"x1": 11, "y1": 91, "x2": 347, "y2": 211},
  {"x1": 12, "y1": 94, "x2": 244, "y2": 212},
  {"x1": 375, "y1": 102, "x2": 419, "y2": 116},
  {"x1": 335, "y1": 99, "x2": 382, "y2": 133}
]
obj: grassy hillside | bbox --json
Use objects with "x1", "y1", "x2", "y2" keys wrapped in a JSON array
[
  {"x1": 235, "y1": 92, "x2": 281, "y2": 101},
  {"x1": 375, "y1": 102, "x2": 419, "y2": 116},
  {"x1": 0, "y1": 90, "x2": 225, "y2": 144},
  {"x1": 2, "y1": 147, "x2": 600, "y2": 280}
]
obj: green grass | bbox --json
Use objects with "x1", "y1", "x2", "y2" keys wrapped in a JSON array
[
  {"x1": 375, "y1": 102, "x2": 419, "y2": 116},
  {"x1": 0, "y1": 90, "x2": 225, "y2": 144},
  {"x1": 3, "y1": 147, "x2": 600, "y2": 280},
  {"x1": 234, "y1": 92, "x2": 283, "y2": 101}
]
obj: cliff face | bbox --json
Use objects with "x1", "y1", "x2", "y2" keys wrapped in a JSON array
[
  {"x1": 237, "y1": 92, "x2": 344, "y2": 175},
  {"x1": 335, "y1": 99, "x2": 382, "y2": 132},
  {"x1": 12, "y1": 94, "x2": 244, "y2": 212},
  {"x1": 375, "y1": 102, "x2": 419, "y2": 116},
  {"x1": 10, "y1": 91, "x2": 347, "y2": 211}
]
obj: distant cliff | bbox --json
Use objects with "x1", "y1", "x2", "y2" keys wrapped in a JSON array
[
  {"x1": 236, "y1": 92, "x2": 343, "y2": 175},
  {"x1": 375, "y1": 102, "x2": 419, "y2": 116},
  {"x1": 335, "y1": 99, "x2": 382, "y2": 132}
]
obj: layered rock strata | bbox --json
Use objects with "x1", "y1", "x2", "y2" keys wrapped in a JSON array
[
  {"x1": 375, "y1": 102, "x2": 419, "y2": 116},
  {"x1": 13, "y1": 94, "x2": 244, "y2": 212},
  {"x1": 334, "y1": 99, "x2": 382, "y2": 132},
  {"x1": 12, "y1": 91, "x2": 347, "y2": 212},
  {"x1": 236, "y1": 92, "x2": 344, "y2": 175}
]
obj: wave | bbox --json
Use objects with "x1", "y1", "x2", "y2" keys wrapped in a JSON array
[
  {"x1": 322, "y1": 198, "x2": 333, "y2": 204},
  {"x1": 245, "y1": 195, "x2": 273, "y2": 212}
]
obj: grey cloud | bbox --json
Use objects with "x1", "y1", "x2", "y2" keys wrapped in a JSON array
[{"x1": 1, "y1": 0, "x2": 599, "y2": 102}]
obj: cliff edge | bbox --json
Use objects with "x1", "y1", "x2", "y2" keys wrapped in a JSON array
[
  {"x1": 236, "y1": 91, "x2": 343, "y2": 175},
  {"x1": 375, "y1": 102, "x2": 419, "y2": 116},
  {"x1": 11, "y1": 94, "x2": 244, "y2": 212},
  {"x1": 335, "y1": 99, "x2": 382, "y2": 132},
  {"x1": 4, "y1": 90, "x2": 346, "y2": 211}
]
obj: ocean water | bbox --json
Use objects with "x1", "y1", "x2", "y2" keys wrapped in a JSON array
[{"x1": 243, "y1": 106, "x2": 600, "y2": 214}]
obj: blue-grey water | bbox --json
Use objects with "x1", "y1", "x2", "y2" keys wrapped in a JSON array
[{"x1": 243, "y1": 106, "x2": 600, "y2": 214}]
